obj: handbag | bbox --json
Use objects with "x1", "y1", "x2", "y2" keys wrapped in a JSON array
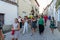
[{"x1": 11, "y1": 30, "x2": 15, "y2": 35}]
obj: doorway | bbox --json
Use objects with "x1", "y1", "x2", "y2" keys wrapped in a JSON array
[{"x1": 0, "y1": 13, "x2": 4, "y2": 26}]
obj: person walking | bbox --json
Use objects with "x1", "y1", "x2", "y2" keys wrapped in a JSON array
[
  {"x1": 37, "y1": 15, "x2": 40, "y2": 27},
  {"x1": 48, "y1": 15, "x2": 51, "y2": 21},
  {"x1": 11, "y1": 18, "x2": 20, "y2": 40},
  {"x1": 18, "y1": 16, "x2": 22, "y2": 28},
  {"x1": 38, "y1": 16, "x2": 44, "y2": 34},
  {"x1": 50, "y1": 17, "x2": 56, "y2": 34},
  {"x1": 23, "y1": 16, "x2": 29, "y2": 34},
  {"x1": 0, "y1": 20, "x2": 4, "y2": 40},
  {"x1": 31, "y1": 17, "x2": 37, "y2": 36},
  {"x1": 41, "y1": 13, "x2": 44, "y2": 18},
  {"x1": 44, "y1": 15, "x2": 48, "y2": 26}
]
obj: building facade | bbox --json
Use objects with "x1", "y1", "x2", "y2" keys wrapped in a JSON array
[
  {"x1": 48, "y1": 0, "x2": 57, "y2": 17},
  {"x1": 48, "y1": 0, "x2": 59, "y2": 26},
  {"x1": 0, "y1": 0, "x2": 39, "y2": 25},
  {"x1": 57, "y1": 6, "x2": 60, "y2": 21},
  {"x1": 0, "y1": 0, "x2": 18, "y2": 25},
  {"x1": 31, "y1": 0, "x2": 39, "y2": 16},
  {"x1": 18, "y1": 0, "x2": 32, "y2": 18},
  {"x1": 43, "y1": 0, "x2": 53, "y2": 15},
  {"x1": 57, "y1": 6, "x2": 60, "y2": 27},
  {"x1": 18, "y1": 0, "x2": 39, "y2": 18}
]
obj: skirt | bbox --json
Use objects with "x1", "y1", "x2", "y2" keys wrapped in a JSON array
[
  {"x1": 50, "y1": 24, "x2": 55, "y2": 28},
  {"x1": 31, "y1": 22, "x2": 37, "y2": 29},
  {"x1": 39, "y1": 24, "x2": 44, "y2": 34}
]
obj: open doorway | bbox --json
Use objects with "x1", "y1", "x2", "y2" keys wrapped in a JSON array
[{"x1": 0, "y1": 13, "x2": 4, "y2": 26}]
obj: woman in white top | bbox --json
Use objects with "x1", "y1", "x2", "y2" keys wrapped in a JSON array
[
  {"x1": 11, "y1": 18, "x2": 20, "y2": 40},
  {"x1": 23, "y1": 16, "x2": 29, "y2": 34}
]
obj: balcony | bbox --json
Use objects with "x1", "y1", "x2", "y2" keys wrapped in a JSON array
[{"x1": 0, "y1": 0, "x2": 18, "y2": 6}]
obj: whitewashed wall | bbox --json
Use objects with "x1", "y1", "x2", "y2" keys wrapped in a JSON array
[
  {"x1": 48, "y1": 0, "x2": 58, "y2": 26},
  {"x1": 0, "y1": 1, "x2": 17, "y2": 25},
  {"x1": 18, "y1": 0, "x2": 32, "y2": 18},
  {"x1": 57, "y1": 7, "x2": 60, "y2": 21},
  {"x1": 48, "y1": 0, "x2": 57, "y2": 18}
]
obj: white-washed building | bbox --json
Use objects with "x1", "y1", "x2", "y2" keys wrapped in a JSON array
[
  {"x1": 57, "y1": 6, "x2": 60, "y2": 21},
  {"x1": 48, "y1": 0, "x2": 59, "y2": 26},
  {"x1": 48, "y1": 0, "x2": 57, "y2": 18},
  {"x1": 57, "y1": 6, "x2": 60, "y2": 27},
  {"x1": 0, "y1": 0, "x2": 18, "y2": 25},
  {"x1": 31, "y1": 0, "x2": 39, "y2": 16},
  {"x1": 18, "y1": 0, "x2": 32, "y2": 18},
  {"x1": 18, "y1": 0, "x2": 39, "y2": 18},
  {"x1": 43, "y1": 0, "x2": 53, "y2": 15}
]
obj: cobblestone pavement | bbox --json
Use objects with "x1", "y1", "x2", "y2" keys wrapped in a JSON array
[{"x1": 5, "y1": 20, "x2": 60, "y2": 40}]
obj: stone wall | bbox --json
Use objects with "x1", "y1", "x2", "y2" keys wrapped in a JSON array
[{"x1": 2, "y1": 25, "x2": 12, "y2": 34}]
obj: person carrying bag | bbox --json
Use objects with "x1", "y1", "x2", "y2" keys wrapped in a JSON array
[{"x1": 50, "y1": 17, "x2": 57, "y2": 34}]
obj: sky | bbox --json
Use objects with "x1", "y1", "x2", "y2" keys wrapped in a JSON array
[{"x1": 37, "y1": 0, "x2": 52, "y2": 14}]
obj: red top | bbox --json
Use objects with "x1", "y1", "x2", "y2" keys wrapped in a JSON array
[{"x1": 44, "y1": 16, "x2": 48, "y2": 20}]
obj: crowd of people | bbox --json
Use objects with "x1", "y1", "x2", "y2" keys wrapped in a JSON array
[{"x1": 0, "y1": 14, "x2": 57, "y2": 40}]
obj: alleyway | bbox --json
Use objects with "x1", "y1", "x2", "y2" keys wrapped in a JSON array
[{"x1": 5, "y1": 20, "x2": 60, "y2": 40}]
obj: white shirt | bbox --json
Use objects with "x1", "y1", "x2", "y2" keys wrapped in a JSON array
[{"x1": 13, "y1": 23, "x2": 18, "y2": 30}]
